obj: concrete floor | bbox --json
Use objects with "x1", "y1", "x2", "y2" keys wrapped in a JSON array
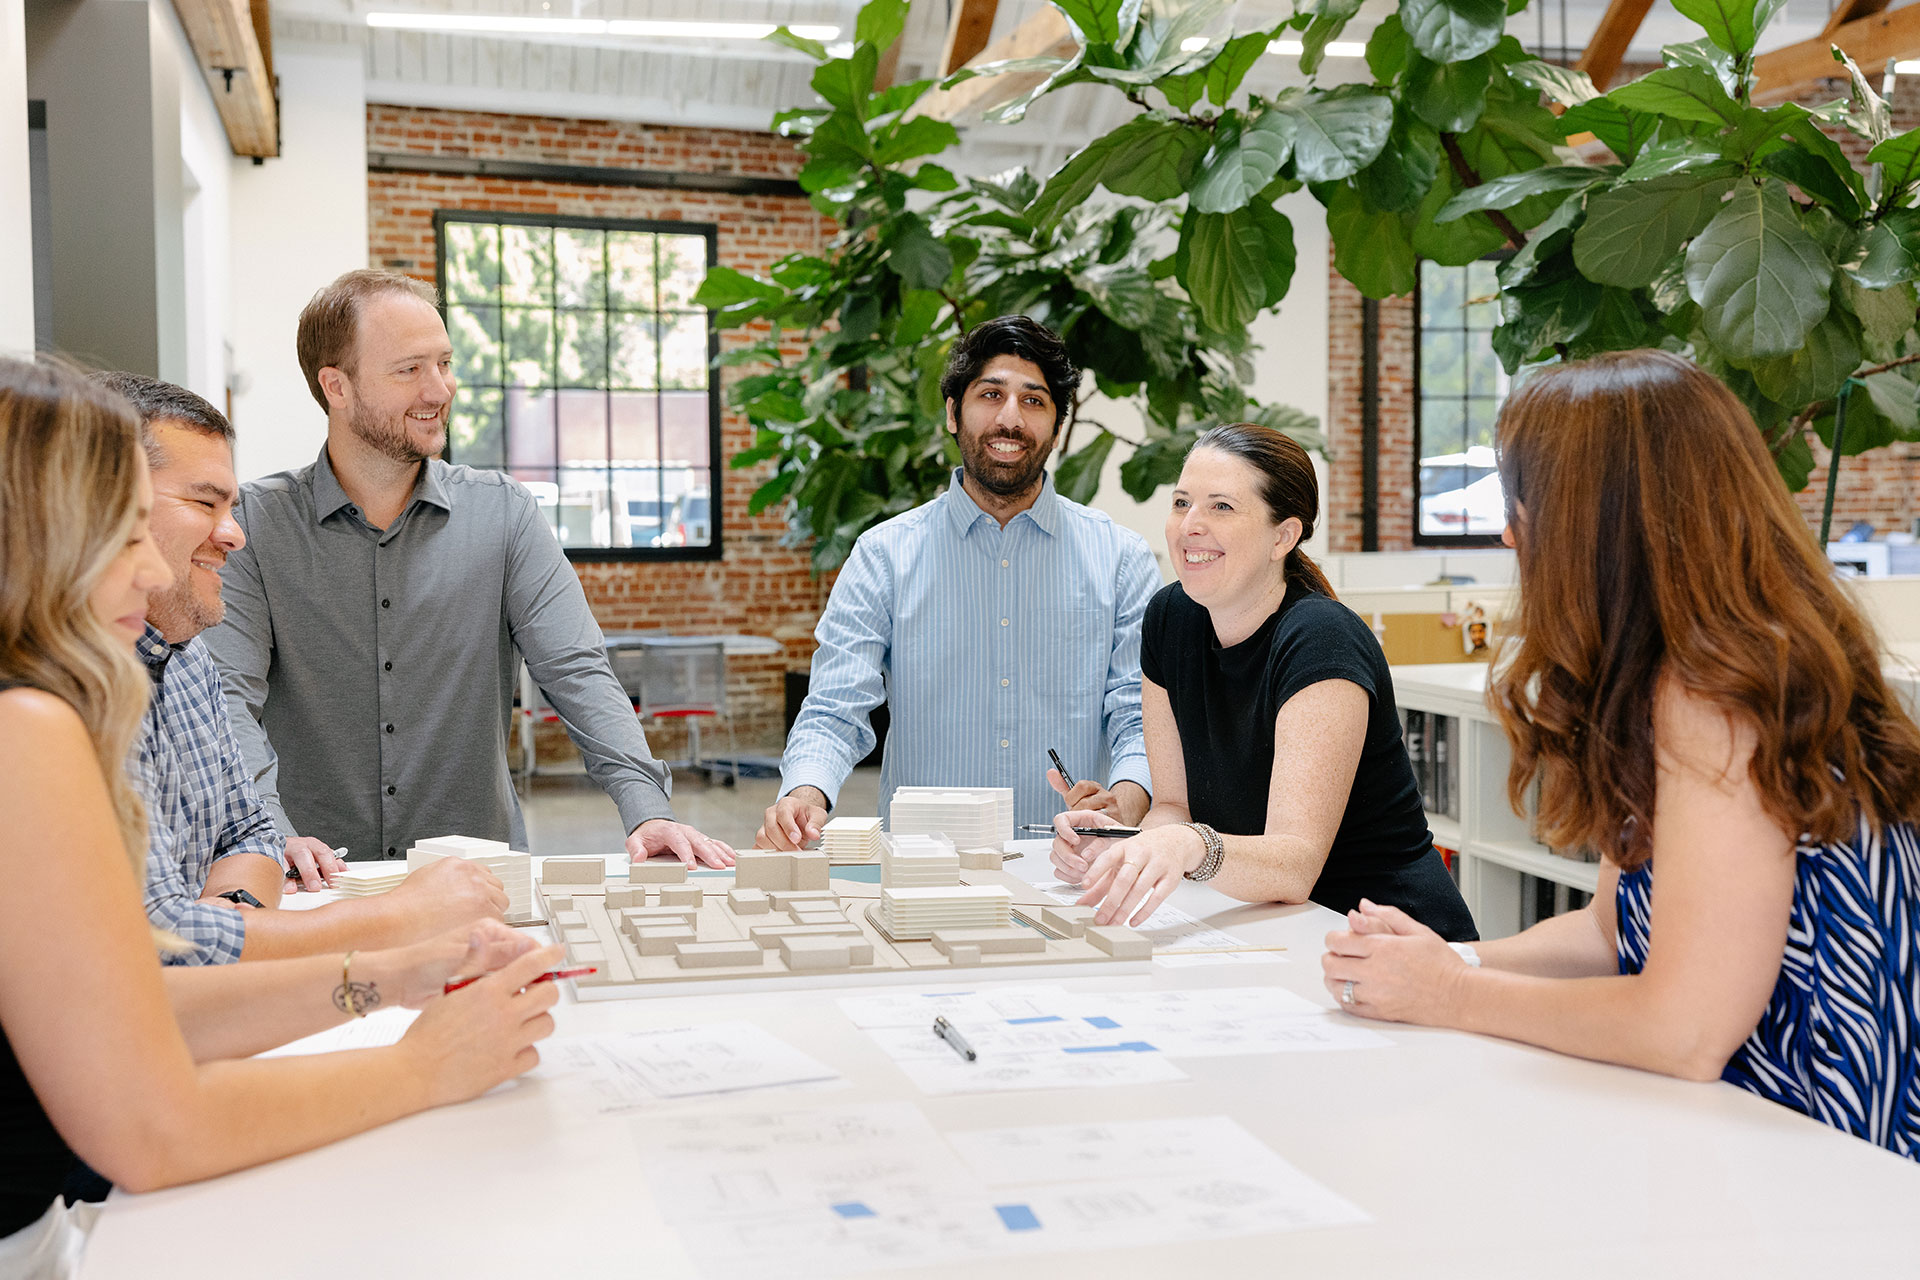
[{"x1": 519, "y1": 764, "x2": 882, "y2": 855}]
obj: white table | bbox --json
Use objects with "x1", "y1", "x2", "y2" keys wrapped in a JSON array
[{"x1": 80, "y1": 846, "x2": 1920, "y2": 1277}]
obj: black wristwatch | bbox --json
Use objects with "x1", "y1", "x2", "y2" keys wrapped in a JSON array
[{"x1": 216, "y1": 888, "x2": 264, "y2": 908}]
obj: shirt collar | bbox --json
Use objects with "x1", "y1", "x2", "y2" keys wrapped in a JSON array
[
  {"x1": 136, "y1": 624, "x2": 183, "y2": 684},
  {"x1": 940, "y1": 468, "x2": 1061, "y2": 538},
  {"x1": 311, "y1": 443, "x2": 453, "y2": 523}
]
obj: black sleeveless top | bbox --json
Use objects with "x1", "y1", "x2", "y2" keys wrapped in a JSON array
[{"x1": 0, "y1": 679, "x2": 80, "y2": 1237}]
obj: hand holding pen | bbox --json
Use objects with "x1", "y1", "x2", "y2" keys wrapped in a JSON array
[{"x1": 1042, "y1": 808, "x2": 1133, "y2": 886}]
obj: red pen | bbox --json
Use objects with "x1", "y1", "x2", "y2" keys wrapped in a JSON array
[{"x1": 443, "y1": 966, "x2": 596, "y2": 995}]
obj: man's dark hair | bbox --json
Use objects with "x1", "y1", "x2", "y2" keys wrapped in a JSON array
[
  {"x1": 939, "y1": 315, "x2": 1078, "y2": 430},
  {"x1": 87, "y1": 371, "x2": 233, "y2": 468}
]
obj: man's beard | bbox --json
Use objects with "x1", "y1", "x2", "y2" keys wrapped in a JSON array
[
  {"x1": 145, "y1": 575, "x2": 222, "y2": 643},
  {"x1": 350, "y1": 398, "x2": 442, "y2": 466},
  {"x1": 961, "y1": 428, "x2": 1054, "y2": 498}
]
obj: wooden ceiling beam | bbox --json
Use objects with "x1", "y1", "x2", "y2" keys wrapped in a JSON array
[
  {"x1": 1573, "y1": 0, "x2": 1656, "y2": 92},
  {"x1": 939, "y1": 0, "x2": 1001, "y2": 76},
  {"x1": 169, "y1": 0, "x2": 278, "y2": 158},
  {"x1": 1824, "y1": 0, "x2": 1894, "y2": 37},
  {"x1": 1754, "y1": 1, "x2": 1920, "y2": 104},
  {"x1": 910, "y1": 5, "x2": 1074, "y2": 123}
]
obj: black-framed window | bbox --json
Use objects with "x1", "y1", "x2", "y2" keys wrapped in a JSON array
[
  {"x1": 1414, "y1": 258, "x2": 1508, "y2": 545},
  {"x1": 435, "y1": 211, "x2": 722, "y2": 561}
]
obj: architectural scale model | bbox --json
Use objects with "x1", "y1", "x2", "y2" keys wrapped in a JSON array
[
  {"x1": 537, "y1": 838, "x2": 1152, "y2": 1000},
  {"x1": 407, "y1": 835, "x2": 536, "y2": 923}
]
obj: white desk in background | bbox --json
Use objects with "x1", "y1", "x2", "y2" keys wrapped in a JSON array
[{"x1": 79, "y1": 847, "x2": 1919, "y2": 1279}]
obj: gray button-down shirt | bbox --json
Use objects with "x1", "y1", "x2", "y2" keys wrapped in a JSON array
[{"x1": 204, "y1": 445, "x2": 673, "y2": 860}]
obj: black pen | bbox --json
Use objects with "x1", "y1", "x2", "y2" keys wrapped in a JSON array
[
  {"x1": 933, "y1": 1015, "x2": 977, "y2": 1061},
  {"x1": 1020, "y1": 823, "x2": 1145, "y2": 839},
  {"x1": 1047, "y1": 748, "x2": 1075, "y2": 789}
]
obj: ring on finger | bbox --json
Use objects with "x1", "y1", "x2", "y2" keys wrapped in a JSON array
[{"x1": 1341, "y1": 980, "x2": 1356, "y2": 1006}]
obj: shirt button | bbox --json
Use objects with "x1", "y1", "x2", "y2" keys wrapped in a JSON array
[
  {"x1": 386, "y1": 785, "x2": 396, "y2": 796},
  {"x1": 387, "y1": 846, "x2": 397, "y2": 858},
  {"x1": 381, "y1": 598, "x2": 391, "y2": 609},
  {"x1": 1001, "y1": 678, "x2": 1010, "y2": 687},
  {"x1": 1000, "y1": 618, "x2": 1009, "y2": 627},
  {"x1": 1001, "y1": 559, "x2": 1009, "y2": 568},
  {"x1": 384, "y1": 661, "x2": 393, "y2": 671},
  {"x1": 1000, "y1": 739, "x2": 1010, "y2": 748},
  {"x1": 385, "y1": 723, "x2": 395, "y2": 734}
]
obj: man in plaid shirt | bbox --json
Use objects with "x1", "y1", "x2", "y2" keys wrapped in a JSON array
[{"x1": 99, "y1": 374, "x2": 505, "y2": 964}]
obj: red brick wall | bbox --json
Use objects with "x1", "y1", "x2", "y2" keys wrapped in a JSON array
[
  {"x1": 366, "y1": 105, "x2": 833, "y2": 755},
  {"x1": 1323, "y1": 67, "x2": 1920, "y2": 548}
]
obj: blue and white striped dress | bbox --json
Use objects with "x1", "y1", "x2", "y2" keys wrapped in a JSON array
[{"x1": 1616, "y1": 815, "x2": 1920, "y2": 1160}]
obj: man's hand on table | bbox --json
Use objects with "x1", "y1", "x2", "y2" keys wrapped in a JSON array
[
  {"x1": 283, "y1": 836, "x2": 347, "y2": 892},
  {"x1": 755, "y1": 787, "x2": 829, "y2": 851},
  {"x1": 629, "y1": 818, "x2": 736, "y2": 869}
]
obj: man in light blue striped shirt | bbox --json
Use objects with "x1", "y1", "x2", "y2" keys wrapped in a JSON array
[{"x1": 760, "y1": 317, "x2": 1159, "y2": 846}]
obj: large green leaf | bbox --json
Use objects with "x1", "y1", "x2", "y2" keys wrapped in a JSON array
[
  {"x1": 1505, "y1": 59, "x2": 1598, "y2": 107},
  {"x1": 1841, "y1": 276, "x2": 1918, "y2": 361},
  {"x1": 1119, "y1": 429, "x2": 1199, "y2": 501},
  {"x1": 1091, "y1": 0, "x2": 1231, "y2": 84},
  {"x1": 1492, "y1": 273, "x2": 1602, "y2": 371},
  {"x1": 1496, "y1": 193, "x2": 1586, "y2": 289},
  {"x1": 1178, "y1": 203, "x2": 1297, "y2": 330},
  {"x1": 812, "y1": 46, "x2": 880, "y2": 114},
  {"x1": 1028, "y1": 117, "x2": 1208, "y2": 227},
  {"x1": 1276, "y1": 87, "x2": 1394, "y2": 183},
  {"x1": 1207, "y1": 29, "x2": 1277, "y2": 105},
  {"x1": 1405, "y1": 52, "x2": 1495, "y2": 133},
  {"x1": 1434, "y1": 165, "x2": 1604, "y2": 222},
  {"x1": 1757, "y1": 147, "x2": 1864, "y2": 220},
  {"x1": 885, "y1": 215, "x2": 954, "y2": 291},
  {"x1": 874, "y1": 116, "x2": 960, "y2": 166},
  {"x1": 1055, "y1": 430, "x2": 1118, "y2": 504},
  {"x1": 1845, "y1": 210, "x2": 1920, "y2": 289},
  {"x1": 1749, "y1": 309, "x2": 1861, "y2": 407},
  {"x1": 1399, "y1": 0, "x2": 1507, "y2": 64},
  {"x1": 1564, "y1": 286, "x2": 1666, "y2": 359},
  {"x1": 1074, "y1": 262, "x2": 1164, "y2": 328},
  {"x1": 1868, "y1": 127, "x2": 1920, "y2": 194},
  {"x1": 1325, "y1": 181, "x2": 1418, "y2": 297},
  {"x1": 1572, "y1": 170, "x2": 1738, "y2": 287},
  {"x1": 1056, "y1": 0, "x2": 1140, "y2": 45},
  {"x1": 1607, "y1": 67, "x2": 1742, "y2": 126},
  {"x1": 692, "y1": 265, "x2": 785, "y2": 309},
  {"x1": 854, "y1": 0, "x2": 910, "y2": 50},
  {"x1": 1774, "y1": 431, "x2": 1816, "y2": 490},
  {"x1": 766, "y1": 27, "x2": 830, "y2": 60},
  {"x1": 1366, "y1": 13, "x2": 1411, "y2": 81},
  {"x1": 1619, "y1": 137, "x2": 1723, "y2": 181},
  {"x1": 1354, "y1": 110, "x2": 1441, "y2": 213},
  {"x1": 1685, "y1": 180, "x2": 1834, "y2": 361},
  {"x1": 1299, "y1": 0, "x2": 1364, "y2": 75},
  {"x1": 1411, "y1": 162, "x2": 1507, "y2": 264},
  {"x1": 1559, "y1": 98, "x2": 1658, "y2": 163},
  {"x1": 1673, "y1": 0, "x2": 1762, "y2": 59},
  {"x1": 1189, "y1": 110, "x2": 1298, "y2": 214}
]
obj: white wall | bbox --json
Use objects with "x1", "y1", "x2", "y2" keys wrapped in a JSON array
[
  {"x1": 0, "y1": 0, "x2": 31, "y2": 355},
  {"x1": 164, "y1": 0, "x2": 230, "y2": 408},
  {"x1": 228, "y1": 42, "x2": 367, "y2": 481}
]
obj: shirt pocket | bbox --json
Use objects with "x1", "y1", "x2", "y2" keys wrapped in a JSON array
[{"x1": 1036, "y1": 607, "x2": 1107, "y2": 704}]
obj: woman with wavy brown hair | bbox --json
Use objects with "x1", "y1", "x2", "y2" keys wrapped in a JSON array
[{"x1": 1321, "y1": 350, "x2": 1920, "y2": 1160}]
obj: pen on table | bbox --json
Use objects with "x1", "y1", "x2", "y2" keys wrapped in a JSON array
[
  {"x1": 1020, "y1": 824, "x2": 1146, "y2": 839},
  {"x1": 1047, "y1": 748, "x2": 1075, "y2": 789},
  {"x1": 932, "y1": 1015, "x2": 977, "y2": 1062},
  {"x1": 288, "y1": 846, "x2": 351, "y2": 879},
  {"x1": 443, "y1": 966, "x2": 596, "y2": 995}
]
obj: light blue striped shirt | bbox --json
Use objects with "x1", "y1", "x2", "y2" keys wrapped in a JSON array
[{"x1": 783, "y1": 469, "x2": 1159, "y2": 827}]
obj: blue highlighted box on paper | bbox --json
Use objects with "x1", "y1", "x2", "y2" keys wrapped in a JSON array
[
  {"x1": 1062, "y1": 1040, "x2": 1158, "y2": 1054},
  {"x1": 1006, "y1": 1015, "x2": 1065, "y2": 1025},
  {"x1": 995, "y1": 1204, "x2": 1042, "y2": 1232},
  {"x1": 1082, "y1": 1016, "x2": 1121, "y2": 1029},
  {"x1": 832, "y1": 1202, "x2": 878, "y2": 1220}
]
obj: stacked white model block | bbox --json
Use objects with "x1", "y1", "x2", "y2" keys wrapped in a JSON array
[
  {"x1": 876, "y1": 829, "x2": 1011, "y2": 939},
  {"x1": 331, "y1": 864, "x2": 409, "y2": 897},
  {"x1": 820, "y1": 816, "x2": 884, "y2": 863},
  {"x1": 408, "y1": 835, "x2": 532, "y2": 919},
  {"x1": 888, "y1": 786, "x2": 1013, "y2": 848}
]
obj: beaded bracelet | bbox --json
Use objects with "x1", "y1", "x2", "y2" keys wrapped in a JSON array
[{"x1": 1182, "y1": 822, "x2": 1225, "y2": 881}]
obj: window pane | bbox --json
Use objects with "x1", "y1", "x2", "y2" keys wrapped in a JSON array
[
  {"x1": 514, "y1": 470, "x2": 562, "y2": 540},
  {"x1": 502, "y1": 225, "x2": 554, "y2": 306},
  {"x1": 658, "y1": 236, "x2": 708, "y2": 310},
  {"x1": 450, "y1": 387, "x2": 504, "y2": 468},
  {"x1": 557, "y1": 310, "x2": 608, "y2": 388},
  {"x1": 555, "y1": 228, "x2": 606, "y2": 308},
  {"x1": 611, "y1": 391, "x2": 660, "y2": 463},
  {"x1": 448, "y1": 304, "x2": 501, "y2": 387},
  {"x1": 1420, "y1": 261, "x2": 1461, "y2": 330},
  {"x1": 611, "y1": 314, "x2": 659, "y2": 390},
  {"x1": 444, "y1": 223, "x2": 500, "y2": 304},
  {"x1": 660, "y1": 314, "x2": 709, "y2": 390},
  {"x1": 1424, "y1": 397, "x2": 1467, "y2": 458},
  {"x1": 613, "y1": 468, "x2": 668, "y2": 548},
  {"x1": 1419, "y1": 260, "x2": 1509, "y2": 539},
  {"x1": 665, "y1": 475, "x2": 711, "y2": 549},
  {"x1": 1422, "y1": 328, "x2": 1465, "y2": 397},
  {"x1": 502, "y1": 308, "x2": 552, "y2": 389},
  {"x1": 557, "y1": 388, "x2": 609, "y2": 467},
  {"x1": 608, "y1": 232, "x2": 656, "y2": 310},
  {"x1": 557, "y1": 467, "x2": 611, "y2": 548},
  {"x1": 661, "y1": 390, "x2": 711, "y2": 467},
  {"x1": 506, "y1": 390, "x2": 557, "y2": 470},
  {"x1": 1467, "y1": 330, "x2": 1502, "y2": 397}
]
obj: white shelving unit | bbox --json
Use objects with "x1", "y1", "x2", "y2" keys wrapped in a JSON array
[{"x1": 1391, "y1": 663, "x2": 1600, "y2": 940}]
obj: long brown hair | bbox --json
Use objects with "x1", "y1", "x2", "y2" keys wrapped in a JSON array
[
  {"x1": 1489, "y1": 350, "x2": 1920, "y2": 867},
  {"x1": 0, "y1": 358, "x2": 155, "y2": 878},
  {"x1": 1191, "y1": 423, "x2": 1337, "y2": 598}
]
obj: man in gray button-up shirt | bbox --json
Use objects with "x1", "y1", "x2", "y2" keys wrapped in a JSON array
[{"x1": 205, "y1": 268, "x2": 734, "y2": 868}]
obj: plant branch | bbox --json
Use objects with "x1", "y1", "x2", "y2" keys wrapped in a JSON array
[
  {"x1": 940, "y1": 289, "x2": 971, "y2": 336},
  {"x1": 1768, "y1": 352, "x2": 1920, "y2": 456},
  {"x1": 1440, "y1": 133, "x2": 1529, "y2": 251}
]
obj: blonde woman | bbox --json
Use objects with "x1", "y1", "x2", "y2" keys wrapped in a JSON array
[{"x1": 0, "y1": 359, "x2": 563, "y2": 1274}]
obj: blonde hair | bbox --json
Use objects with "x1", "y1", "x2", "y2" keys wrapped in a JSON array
[{"x1": 0, "y1": 359, "x2": 164, "y2": 908}]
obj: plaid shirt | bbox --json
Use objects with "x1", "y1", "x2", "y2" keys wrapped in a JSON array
[{"x1": 133, "y1": 626, "x2": 286, "y2": 964}]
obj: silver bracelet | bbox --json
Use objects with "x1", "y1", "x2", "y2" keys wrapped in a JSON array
[{"x1": 1182, "y1": 822, "x2": 1225, "y2": 881}]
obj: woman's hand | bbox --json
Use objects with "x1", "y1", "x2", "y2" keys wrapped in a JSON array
[
  {"x1": 1075, "y1": 824, "x2": 1206, "y2": 928},
  {"x1": 1321, "y1": 899, "x2": 1469, "y2": 1023},
  {"x1": 382, "y1": 918, "x2": 544, "y2": 1008},
  {"x1": 399, "y1": 941, "x2": 564, "y2": 1107}
]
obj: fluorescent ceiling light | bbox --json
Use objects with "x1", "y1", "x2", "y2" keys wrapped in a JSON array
[
  {"x1": 365, "y1": 13, "x2": 839, "y2": 40},
  {"x1": 1897, "y1": 60, "x2": 1920, "y2": 73},
  {"x1": 1179, "y1": 35, "x2": 1364, "y2": 57}
]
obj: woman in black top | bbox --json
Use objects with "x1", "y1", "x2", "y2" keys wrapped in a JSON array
[
  {"x1": 1053, "y1": 423, "x2": 1476, "y2": 941},
  {"x1": 0, "y1": 360, "x2": 564, "y2": 1270}
]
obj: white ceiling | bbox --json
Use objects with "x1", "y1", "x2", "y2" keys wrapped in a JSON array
[{"x1": 273, "y1": 0, "x2": 1849, "y2": 166}]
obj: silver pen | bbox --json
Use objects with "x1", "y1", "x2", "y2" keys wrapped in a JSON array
[{"x1": 932, "y1": 1015, "x2": 977, "y2": 1062}]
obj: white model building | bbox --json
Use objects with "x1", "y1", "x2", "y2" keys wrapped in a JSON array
[
  {"x1": 820, "y1": 816, "x2": 884, "y2": 863},
  {"x1": 887, "y1": 786, "x2": 1013, "y2": 848},
  {"x1": 407, "y1": 834, "x2": 533, "y2": 919},
  {"x1": 880, "y1": 833, "x2": 959, "y2": 887}
]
